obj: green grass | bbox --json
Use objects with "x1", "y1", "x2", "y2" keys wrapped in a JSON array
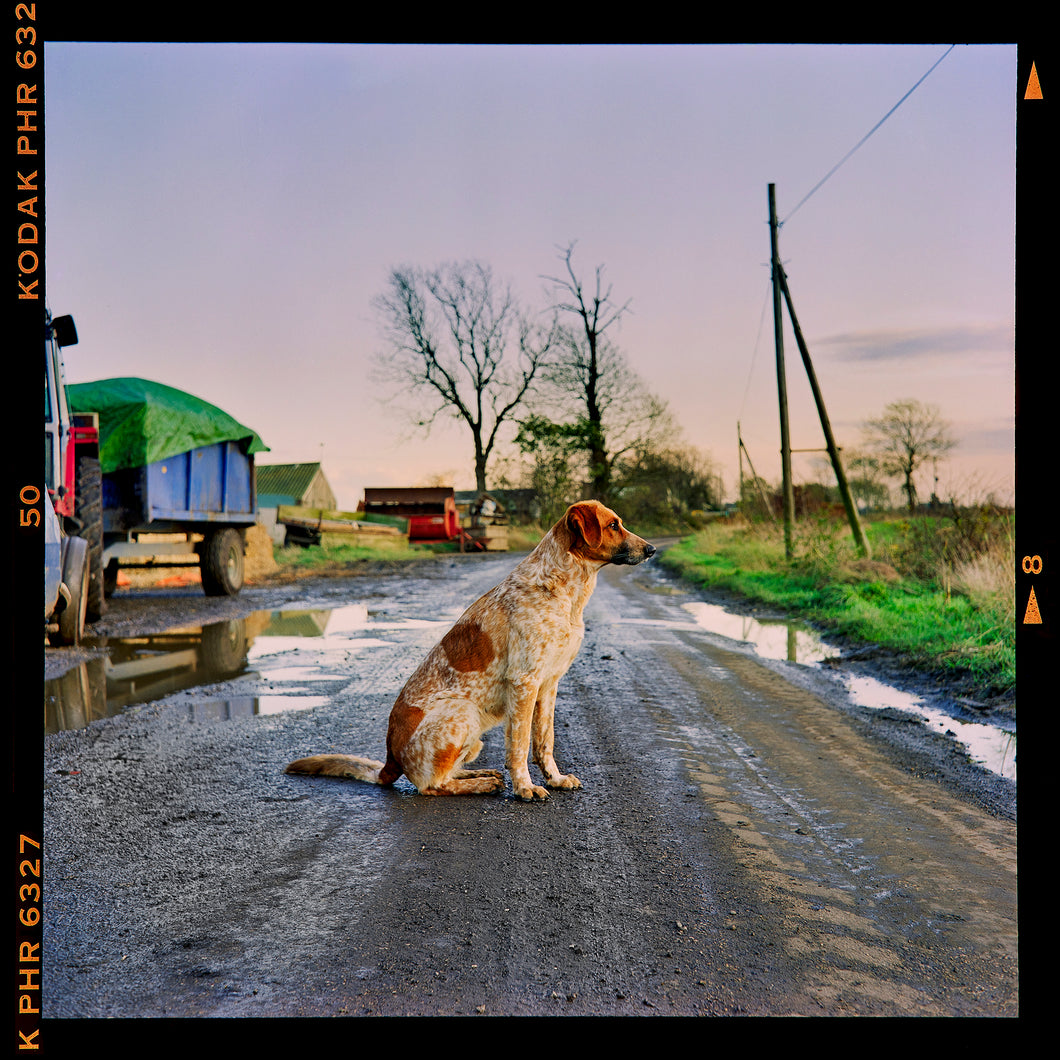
[
  {"x1": 272, "y1": 535, "x2": 439, "y2": 569},
  {"x1": 660, "y1": 515, "x2": 1015, "y2": 700},
  {"x1": 270, "y1": 523, "x2": 546, "y2": 572}
]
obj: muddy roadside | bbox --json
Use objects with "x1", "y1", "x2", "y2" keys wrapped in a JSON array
[
  {"x1": 39, "y1": 546, "x2": 1018, "y2": 1019},
  {"x1": 46, "y1": 535, "x2": 1015, "y2": 742}
]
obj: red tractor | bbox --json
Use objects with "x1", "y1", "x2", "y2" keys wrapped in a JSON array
[{"x1": 44, "y1": 312, "x2": 104, "y2": 640}]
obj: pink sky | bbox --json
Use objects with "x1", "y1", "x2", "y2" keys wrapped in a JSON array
[{"x1": 45, "y1": 43, "x2": 1016, "y2": 509}]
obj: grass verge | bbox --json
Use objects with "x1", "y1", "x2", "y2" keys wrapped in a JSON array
[
  {"x1": 659, "y1": 513, "x2": 1015, "y2": 702},
  {"x1": 267, "y1": 524, "x2": 545, "y2": 575}
]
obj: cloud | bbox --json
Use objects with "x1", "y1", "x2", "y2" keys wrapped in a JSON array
[
  {"x1": 814, "y1": 323, "x2": 1012, "y2": 362},
  {"x1": 957, "y1": 421, "x2": 1015, "y2": 454}
]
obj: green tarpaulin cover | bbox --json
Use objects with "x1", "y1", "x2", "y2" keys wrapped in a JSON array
[{"x1": 67, "y1": 377, "x2": 269, "y2": 475}]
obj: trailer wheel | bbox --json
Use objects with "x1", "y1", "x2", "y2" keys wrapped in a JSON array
[
  {"x1": 53, "y1": 536, "x2": 89, "y2": 646},
  {"x1": 75, "y1": 452, "x2": 106, "y2": 621},
  {"x1": 201, "y1": 528, "x2": 244, "y2": 596},
  {"x1": 201, "y1": 619, "x2": 248, "y2": 674}
]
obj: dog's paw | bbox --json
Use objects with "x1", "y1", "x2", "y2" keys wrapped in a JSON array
[
  {"x1": 546, "y1": 773, "x2": 582, "y2": 790},
  {"x1": 514, "y1": 783, "x2": 550, "y2": 801}
]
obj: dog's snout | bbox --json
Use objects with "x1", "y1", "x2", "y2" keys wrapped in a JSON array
[{"x1": 614, "y1": 537, "x2": 656, "y2": 565}]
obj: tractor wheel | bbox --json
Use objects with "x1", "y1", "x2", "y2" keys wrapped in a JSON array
[
  {"x1": 201, "y1": 618, "x2": 248, "y2": 674},
  {"x1": 53, "y1": 536, "x2": 89, "y2": 646},
  {"x1": 201, "y1": 528, "x2": 245, "y2": 597}
]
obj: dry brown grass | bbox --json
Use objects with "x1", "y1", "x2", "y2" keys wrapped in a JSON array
[{"x1": 947, "y1": 541, "x2": 1015, "y2": 623}]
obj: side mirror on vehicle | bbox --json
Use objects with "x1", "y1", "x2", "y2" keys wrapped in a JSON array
[{"x1": 52, "y1": 314, "x2": 78, "y2": 347}]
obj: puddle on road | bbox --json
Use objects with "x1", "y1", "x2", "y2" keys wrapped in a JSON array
[
  {"x1": 675, "y1": 600, "x2": 1015, "y2": 782},
  {"x1": 47, "y1": 596, "x2": 1015, "y2": 782},
  {"x1": 681, "y1": 602, "x2": 843, "y2": 666},
  {"x1": 837, "y1": 672, "x2": 1016, "y2": 782},
  {"x1": 44, "y1": 603, "x2": 441, "y2": 735}
]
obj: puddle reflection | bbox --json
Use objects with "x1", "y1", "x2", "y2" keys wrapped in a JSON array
[
  {"x1": 45, "y1": 618, "x2": 253, "y2": 733},
  {"x1": 682, "y1": 601, "x2": 841, "y2": 665},
  {"x1": 44, "y1": 604, "x2": 398, "y2": 734},
  {"x1": 46, "y1": 598, "x2": 1016, "y2": 782},
  {"x1": 839, "y1": 672, "x2": 1016, "y2": 782},
  {"x1": 679, "y1": 600, "x2": 1015, "y2": 782},
  {"x1": 187, "y1": 695, "x2": 332, "y2": 723}
]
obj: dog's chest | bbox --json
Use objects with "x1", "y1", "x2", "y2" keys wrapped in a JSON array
[{"x1": 529, "y1": 598, "x2": 586, "y2": 675}]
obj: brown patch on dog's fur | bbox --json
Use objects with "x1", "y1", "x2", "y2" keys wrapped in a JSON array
[
  {"x1": 441, "y1": 620, "x2": 495, "y2": 672},
  {"x1": 433, "y1": 742, "x2": 463, "y2": 776},
  {"x1": 385, "y1": 690, "x2": 424, "y2": 761}
]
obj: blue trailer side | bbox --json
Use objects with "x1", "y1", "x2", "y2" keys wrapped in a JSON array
[
  {"x1": 100, "y1": 440, "x2": 259, "y2": 596},
  {"x1": 64, "y1": 374, "x2": 268, "y2": 599},
  {"x1": 146, "y1": 441, "x2": 257, "y2": 522},
  {"x1": 103, "y1": 440, "x2": 256, "y2": 530}
]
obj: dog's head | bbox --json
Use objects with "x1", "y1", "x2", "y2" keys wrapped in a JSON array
[{"x1": 560, "y1": 500, "x2": 656, "y2": 566}]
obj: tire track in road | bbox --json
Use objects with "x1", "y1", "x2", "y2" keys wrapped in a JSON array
[
  {"x1": 560, "y1": 561, "x2": 1018, "y2": 1015},
  {"x1": 42, "y1": 551, "x2": 1017, "y2": 1019}
]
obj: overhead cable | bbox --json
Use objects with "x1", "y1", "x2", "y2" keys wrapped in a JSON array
[{"x1": 781, "y1": 44, "x2": 957, "y2": 227}]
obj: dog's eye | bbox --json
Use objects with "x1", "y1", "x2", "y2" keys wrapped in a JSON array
[{"x1": 608, "y1": 521, "x2": 620, "y2": 530}]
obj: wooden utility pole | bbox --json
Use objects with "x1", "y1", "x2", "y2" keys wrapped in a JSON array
[
  {"x1": 769, "y1": 185, "x2": 795, "y2": 559},
  {"x1": 776, "y1": 264, "x2": 870, "y2": 557},
  {"x1": 738, "y1": 422, "x2": 744, "y2": 508},
  {"x1": 739, "y1": 423, "x2": 778, "y2": 526},
  {"x1": 768, "y1": 183, "x2": 870, "y2": 559}
]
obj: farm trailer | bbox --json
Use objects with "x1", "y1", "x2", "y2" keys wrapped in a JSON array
[{"x1": 64, "y1": 370, "x2": 269, "y2": 599}]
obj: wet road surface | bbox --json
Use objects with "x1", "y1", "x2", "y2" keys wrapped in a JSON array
[{"x1": 42, "y1": 552, "x2": 1017, "y2": 1018}]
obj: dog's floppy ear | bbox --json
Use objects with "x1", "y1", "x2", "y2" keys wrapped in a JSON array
[{"x1": 565, "y1": 502, "x2": 603, "y2": 551}]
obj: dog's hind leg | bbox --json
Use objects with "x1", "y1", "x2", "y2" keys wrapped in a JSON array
[
  {"x1": 422, "y1": 774, "x2": 506, "y2": 796},
  {"x1": 403, "y1": 718, "x2": 505, "y2": 797}
]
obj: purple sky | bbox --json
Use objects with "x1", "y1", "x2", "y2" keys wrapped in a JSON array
[{"x1": 44, "y1": 43, "x2": 1016, "y2": 510}]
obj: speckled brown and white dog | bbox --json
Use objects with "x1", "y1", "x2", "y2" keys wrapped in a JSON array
[{"x1": 284, "y1": 500, "x2": 655, "y2": 801}]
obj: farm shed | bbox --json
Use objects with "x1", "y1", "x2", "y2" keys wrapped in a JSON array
[{"x1": 256, "y1": 462, "x2": 336, "y2": 543}]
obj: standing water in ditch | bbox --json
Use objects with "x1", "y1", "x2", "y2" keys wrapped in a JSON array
[{"x1": 679, "y1": 600, "x2": 1015, "y2": 782}]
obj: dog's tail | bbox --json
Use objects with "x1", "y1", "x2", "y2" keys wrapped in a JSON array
[{"x1": 284, "y1": 753, "x2": 400, "y2": 785}]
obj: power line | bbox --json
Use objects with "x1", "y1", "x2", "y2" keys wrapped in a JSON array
[
  {"x1": 738, "y1": 272, "x2": 773, "y2": 423},
  {"x1": 781, "y1": 44, "x2": 957, "y2": 227}
]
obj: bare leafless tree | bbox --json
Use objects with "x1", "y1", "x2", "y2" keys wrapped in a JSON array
[
  {"x1": 861, "y1": 398, "x2": 956, "y2": 512},
  {"x1": 374, "y1": 261, "x2": 558, "y2": 492},
  {"x1": 540, "y1": 242, "x2": 654, "y2": 501}
]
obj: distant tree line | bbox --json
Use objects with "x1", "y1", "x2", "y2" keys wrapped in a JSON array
[
  {"x1": 374, "y1": 242, "x2": 723, "y2": 528},
  {"x1": 373, "y1": 245, "x2": 962, "y2": 529},
  {"x1": 740, "y1": 397, "x2": 960, "y2": 519}
]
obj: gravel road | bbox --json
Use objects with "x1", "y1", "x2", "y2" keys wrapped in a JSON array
[{"x1": 40, "y1": 549, "x2": 1017, "y2": 1022}]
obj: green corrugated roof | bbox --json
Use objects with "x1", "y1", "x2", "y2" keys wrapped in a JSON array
[{"x1": 256, "y1": 462, "x2": 324, "y2": 503}]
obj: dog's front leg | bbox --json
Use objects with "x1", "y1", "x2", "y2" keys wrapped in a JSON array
[
  {"x1": 532, "y1": 680, "x2": 581, "y2": 790},
  {"x1": 505, "y1": 680, "x2": 548, "y2": 801}
]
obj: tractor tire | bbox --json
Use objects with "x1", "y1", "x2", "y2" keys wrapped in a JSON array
[
  {"x1": 75, "y1": 452, "x2": 106, "y2": 621},
  {"x1": 53, "y1": 536, "x2": 89, "y2": 647},
  {"x1": 200, "y1": 527, "x2": 245, "y2": 597}
]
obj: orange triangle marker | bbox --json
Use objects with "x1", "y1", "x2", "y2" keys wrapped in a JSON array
[
  {"x1": 1025, "y1": 62, "x2": 1043, "y2": 100},
  {"x1": 1024, "y1": 585, "x2": 1042, "y2": 624}
]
